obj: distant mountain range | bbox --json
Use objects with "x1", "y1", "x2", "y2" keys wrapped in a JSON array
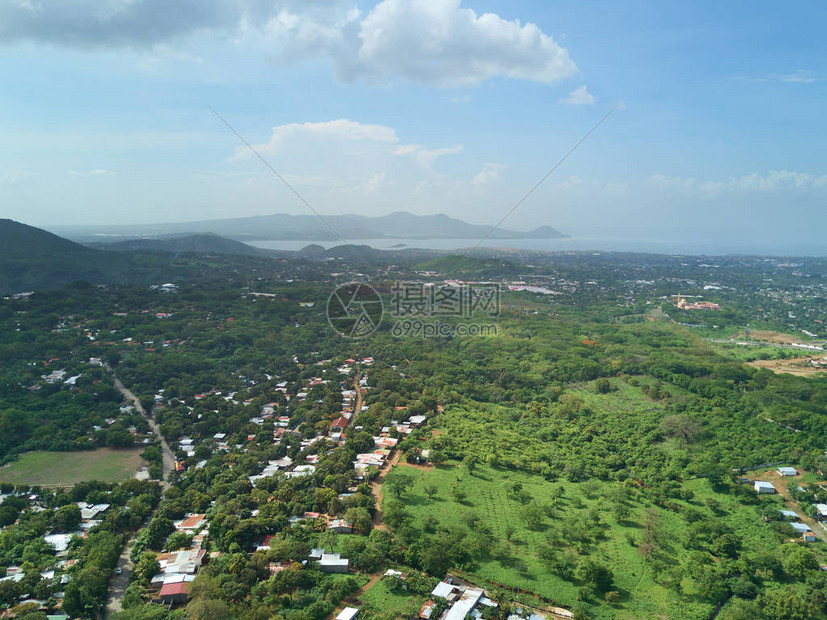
[
  {"x1": 0, "y1": 219, "x2": 454, "y2": 294},
  {"x1": 51, "y1": 211, "x2": 567, "y2": 242},
  {"x1": 0, "y1": 215, "x2": 559, "y2": 294}
]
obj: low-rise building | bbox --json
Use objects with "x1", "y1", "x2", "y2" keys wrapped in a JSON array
[
  {"x1": 336, "y1": 608, "x2": 359, "y2": 620},
  {"x1": 158, "y1": 581, "x2": 189, "y2": 605},
  {"x1": 754, "y1": 481, "x2": 776, "y2": 494}
]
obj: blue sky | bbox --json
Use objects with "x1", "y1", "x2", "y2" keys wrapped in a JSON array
[{"x1": 0, "y1": 0, "x2": 824, "y2": 246}]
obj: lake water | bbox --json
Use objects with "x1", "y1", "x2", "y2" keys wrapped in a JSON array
[{"x1": 249, "y1": 236, "x2": 827, "y2": 257}]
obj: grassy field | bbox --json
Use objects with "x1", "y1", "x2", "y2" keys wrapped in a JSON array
[
  {"x1": 359, "y1": 577, "x2": 427, "y2": 619},
  {"x1": 0, "y1": 448, "x2": 144, "y2": 486}
]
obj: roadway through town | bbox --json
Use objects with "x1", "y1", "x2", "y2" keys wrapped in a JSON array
[{"x1": 105, "y1": 368, "x2": 176, "y2": 617}]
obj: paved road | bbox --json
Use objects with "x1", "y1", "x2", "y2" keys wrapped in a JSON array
[
  {"x1": 106, "y1": 368, "x2": 175, "y2": 618},
  {"x1": 106, "y1": 531, "x2": 139, "y2": 616}
]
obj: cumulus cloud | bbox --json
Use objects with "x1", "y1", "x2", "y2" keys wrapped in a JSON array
[
  {"x1": 0, "y1": 0, "x2": 577, "y2": 87},
  {"x1": 228, "y1": 118, "x2": 469, "y2": 204},
  {"x1": 339, "y1": 0, "x2": 577, "y2": 86},
  {"x1": 237, "y1": 119, "x2": 398, "y2": 158},
  {"x1": 560, "y1": 85, "x2": 595, "y2": 105},
  {"x1": 471, "y1": 162, "x2": 507, "y2": 186}
]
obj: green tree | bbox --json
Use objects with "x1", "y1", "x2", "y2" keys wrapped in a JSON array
[
  {"x1": 760, "y1": 586, "x2": 809, "y2": 620},
  {"x1": 575, "y1": 559, "x2": 614, "y2": 593},
  {"x1": 782, "y1": 544, "x2": 818, "y2": 579},
  {"x1": 52, "y1": 503, "x2": 82, "y2": 532}
]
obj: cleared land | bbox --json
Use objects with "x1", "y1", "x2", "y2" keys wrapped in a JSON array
[
  {"x1": 0, "y1": 448, "x2": 144, "y2": 486},
  {"x1": 747, "y1": 355, "x2": 827, "y2": 377}
]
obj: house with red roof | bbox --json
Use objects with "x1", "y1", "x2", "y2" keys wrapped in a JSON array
[
  {"x1": 159, "y1": 581, "x2": 189, "y2": 605},
  {"x1": 330, "y1": 416, "x2": 349, "y2": 433}
]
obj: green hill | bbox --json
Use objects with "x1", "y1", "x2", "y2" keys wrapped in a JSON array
[
  {"x1": 0, "y1": 220, "x2": 267, "y2": 294},
  {"x1": 91, "y1": 233, "x2": 269, "y2": 257},
  {"x1": 0, "y1": 219, "x2": 133, "y2": 294},
  {"x1": 414, "y1": 254, "x2": 526, "y2": 277}
]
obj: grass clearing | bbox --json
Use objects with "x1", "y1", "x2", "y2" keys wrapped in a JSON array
[
  {"x1": 359, "y1": 576, "x2": 427, "y2": 618},
  {"x1": 0, "y1": 448, "x2": 144, "y2": 486}
]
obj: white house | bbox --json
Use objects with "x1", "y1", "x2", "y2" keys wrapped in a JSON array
[
  {"x1": 336, "y1": 608, "x2": 359, "y2": 620},
  {"x1": 777, "y1": 467, "x2": 798, "y2": 477},
  {"x1": 754, "y1": 481, "x2": 776, "y2": 494},
  {"x1": 318, "y1": 553, "x2": 349, "y2": 573}
]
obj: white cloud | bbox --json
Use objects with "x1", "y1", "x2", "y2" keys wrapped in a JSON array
[
  {"x1": 0, "y1": 0, "x2": 577, "y2": 88},
  {"x1": 68, "y1": 169, "x2": 114, "y2": 177},
  {"x1": 395, "y1": 144, "x2": 464, "y2": 168},
  {"x1": 646, "y1": 170, "x2": 827, "y2": 194},
  {"x1": 235, "y1": 118, "x2": 399, "y2": 160},
  {"x1": 471, "y1": 162, "x2": 507, "y2": 186},
  {"x1": 228, "y1": 118, "x2": 468, "y2": 205},
  {"x1": 337, "y1": 0, "x2": 576, "y2": 87},
  {"x1": 733, "y1": 70, "x2": 820, "y2": 84},
  {"x1": 560, "y1": 85, "x2": 595, "y2": 105}
]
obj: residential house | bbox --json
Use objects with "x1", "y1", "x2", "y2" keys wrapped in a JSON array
[
  {"x1": 318, "y1": 552, "x2": 349, "y2": 573},
  {"x1": 790, "y1": 522, "x2": 811, "y2": 534},
  {"x1": 158, "y1": 581, "x2": 189, "y2": 605},
  {"x1": 754, "y1": 481, "x2": 776, "y2": 494},
  {"x1": 336, "y1": 608, "x2": 359, "y2": 620},
  {"x1": 327, "y1": 519, "x2": 353, "y2": 534},
  {"x1": 330, "y1": 416, "x2": 349, "y2": 433},
  {"x1": 173, "y1": 514, "x2": 206, "y2": 532},
  {"x1": 777, "y1": 467, "x2": 798, "y2": 477},
  {"x1": 286, "y1": 464, "x2": 315, "y2": 479},
  {"x1": 156, "y1": 549, "x2": 206, "y2": 575},
  {"x1": 428, "y1": 580, "x2": 490, "y2": 620},
  {"x1": 77, "y1": 503, "x2": 110, "y2": 521}
]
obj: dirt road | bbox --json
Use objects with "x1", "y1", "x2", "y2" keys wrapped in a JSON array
[
  {"x1": 110, "y1": 371, "x2": 175, "y2": 486},
  {"x1": 369, "y1": 450, "x2": 402, "y2": 531}
]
